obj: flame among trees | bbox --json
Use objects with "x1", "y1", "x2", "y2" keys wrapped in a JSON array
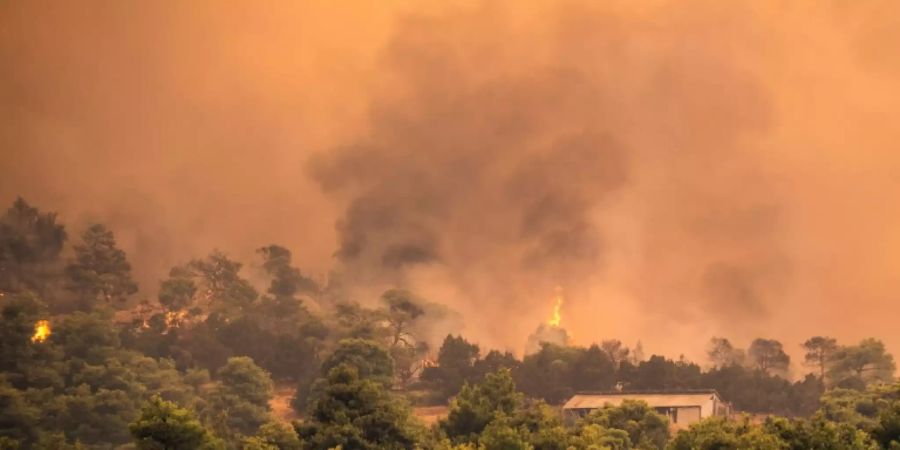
[
  {"x1": 524, "y1": 287, "x2": 571, "y2": 354},
  {"x1": 548, "y1": 287, "x2": 564, "y2": 327},
  {"x1": 31, "y1": 319, "x2": 50, "y2": 343},
  {"x1": 1, "y1": 197, "x2": 900, "y2": 449}
]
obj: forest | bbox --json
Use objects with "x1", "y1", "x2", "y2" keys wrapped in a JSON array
[{"x1": 1, "y1": 197, "x2": 898, "y2": 450}]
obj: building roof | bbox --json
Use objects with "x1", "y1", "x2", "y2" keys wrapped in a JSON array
[{"x1": 563, "y1": 390, "x2": 723, "y2": 410}]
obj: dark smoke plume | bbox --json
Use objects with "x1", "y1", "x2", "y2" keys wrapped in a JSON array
[
  {"x1": 4, "y1": 1, "x2": 900, "y2": 358},
  {"x1": 309, "y1": 3, "x2": 781, "y2": 350}
]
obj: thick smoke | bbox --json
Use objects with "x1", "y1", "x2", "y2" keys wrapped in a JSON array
[
  {"x1": 310, "y1": 3, "x2": 783, "y2": 351},
  {"x1": 3, "y1": 1, "x2": 900, "y2": 359}
]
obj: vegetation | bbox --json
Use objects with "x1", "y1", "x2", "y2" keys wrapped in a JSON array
[
  {"x1": 129, "y1": 395, "x2": 222, "y2": 450},
  {"x1": 0, "y1": 198, "x2": 898, "y2": 449}
]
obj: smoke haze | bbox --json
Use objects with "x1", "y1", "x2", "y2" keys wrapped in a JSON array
[{"x1": 3, "y1": 1, "x2": 900, "y2": 360}]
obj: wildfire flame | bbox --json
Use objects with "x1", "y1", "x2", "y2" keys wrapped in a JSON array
[
  {"x1": 548, "y1": 287, "x2": 563, "y2": 327},
  {"x1": 165, "y1": 310, "x2": 188, "y2": 328},
  {"x1": 421, "y1": 355, "x2": 438, "y2": 369},
  {"x1": 31, "y1": 320, "x2": 51, "y2": 343}
]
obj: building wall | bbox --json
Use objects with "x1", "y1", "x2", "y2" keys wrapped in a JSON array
[
  {"x1": 562, "y1": 392, "x2": 731, "y2": 427},
  {"x1": 653, "y1": 406, "x2": 703, "y2": 427},
  {"x1": 676, "y1": 406, "x2": 701, "y2": 425}
]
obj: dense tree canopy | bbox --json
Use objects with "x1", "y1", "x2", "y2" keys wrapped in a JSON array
[
  {"x1": 0, "y1": 198, "x2": 67, "y2": 303},
  {"x1": 0, "y1": 198, "x2": 897, "y2": 449},
  {"x1": 748, "y1": 338, "x2": 791, "y2": 375},
  {"x1": 298, "y1": 364, "x2": 424, "y2": 450},
  {"x1": 203, "y1": 356, "x2": 274, "y2": 440},
  {"x1": 129, "y1": 395, "x2": 221, "y2": 450},
  {"x1": 804, "y1": 336, "x2": 840, "y2": 381},
  {"x1": 828, "y1": 339, "x2": 896, "y2": 388},
  {"x1": 66, "y1": 224, "x2": 138, "y2": 310},
  {"x1": 441, "y1": 369, "x2": 524, "y2": 444}
]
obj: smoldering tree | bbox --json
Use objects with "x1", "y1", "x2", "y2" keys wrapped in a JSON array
[
  {"x1": 66, "y1": 224, "x2": 138, "y2": 310},
  {"x1": 707, "y1": 337, "x2": 745, "y2": 368},
  {"x1": 601, "y1": 339, "x2": 631, "y2": 368},
  {"x1": 828, "y1": 338, "x2": 896, "y2": 387},
  {"x1": 747, "y1": 338, "x2": 790, "y2": 375},
  {"x1": 802, "y1": 336, "x2": 839, "y2": 381},
  {"x1": 0, "y1": 198, "x2": 67, "y2": 304}
]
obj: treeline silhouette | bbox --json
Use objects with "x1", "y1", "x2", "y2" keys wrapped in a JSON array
[{"x1": 1, "y1": 198, "x2": 897, "y2": 449}]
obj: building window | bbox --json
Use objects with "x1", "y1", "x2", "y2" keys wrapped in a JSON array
[{"x1": 654, "y1": 407, "x2": 678, "y2": 423}]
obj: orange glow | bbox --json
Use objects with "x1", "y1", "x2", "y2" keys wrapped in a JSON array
[
  {"x1": 6, "y1": 1, "x2": 900, "y2": 359},
  {"x1": 548, "y1": 287, "x2": 563, "y2": 327},
  {"x1": 165, "y1": 310, "x2": 187, "y2": 328},
  {"x1": 421, "y1": 355, "x2": 438, "y2": 369},
  {"x1": 31, "y1": 320, "x2": 51, "y2": 343}
]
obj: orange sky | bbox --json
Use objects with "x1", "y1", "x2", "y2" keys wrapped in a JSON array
[{"x1": 2, "y1": 1, "x2": 900, "y2": 367}]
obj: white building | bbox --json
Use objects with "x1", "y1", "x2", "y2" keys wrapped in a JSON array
[{"x1": 562, "y1": 390, "x2": 731, "y2": 427}]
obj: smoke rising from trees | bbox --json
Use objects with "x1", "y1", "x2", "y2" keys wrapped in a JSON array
[{"x1": 3, "y1": 1, "x2": 900, "y2": 357}]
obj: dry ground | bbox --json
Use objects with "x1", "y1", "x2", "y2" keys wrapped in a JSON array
[
  {"x1": 271, "y1": 384, "x2": 299, "y2": 422},
  {"x1": 413, "y1": 406, "x2": 449, "y2": 426},
  {"x1": 269, "y1": 384, "x2": 448, "y2": 426}
]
